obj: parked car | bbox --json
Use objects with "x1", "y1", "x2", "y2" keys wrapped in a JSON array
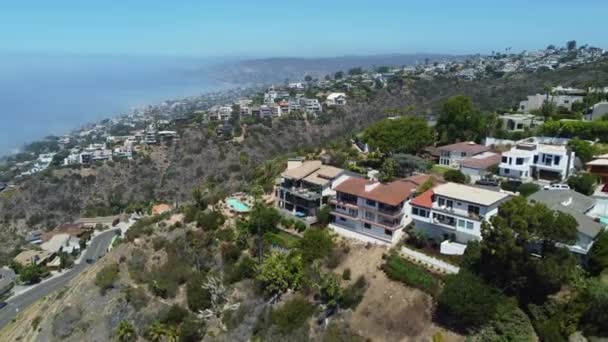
[
  {"x1": 476, "y1": 178, "x2": 499, "y2": 187},
  {"x1": 85, "y1": 258, "x2": 95, "y2": 264},
  {"x1": 543, "y1": 183, "x2": 570, "y2": 191}
]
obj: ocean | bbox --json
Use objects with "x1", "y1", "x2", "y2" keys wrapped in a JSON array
[{"x1": 0, "y1": 53, "x2": 227, "y2": 156}]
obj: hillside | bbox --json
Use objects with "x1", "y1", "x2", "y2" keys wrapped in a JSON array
[{"x1": 3, "y1": 58, "x2": 608, "y2": 259}]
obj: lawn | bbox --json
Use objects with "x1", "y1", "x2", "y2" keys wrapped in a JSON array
[
  {"x1": 382, "y1": 252, "x2": 442, "y2": 296},
  {"x1": 264, "y1": 230, "x2": 301, "y2": 249},
  {"x1": 431, "y1": 164, "x2": 452, "y2": 175}
]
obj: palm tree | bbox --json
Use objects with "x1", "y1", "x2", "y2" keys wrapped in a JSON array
[
  {"x1": 164, "y1": 326, "x2": 179, "y2": 342},
  {"x1": 115, "y1": 320, "x2": 136, "y2": 342},
  {"x1": 148, "y1": 320, "x2": 166, "y2": 342}
]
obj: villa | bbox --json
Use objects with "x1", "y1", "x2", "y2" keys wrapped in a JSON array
[
  {"x1": 438, "y1": 142, "x2": 489, "y2": 168},
  {"x1": 325, "y1": 93, "x2": 347, "y2": 106},
  {"x1": 499, "y1": 140, "x2": 575, "y2": 181},
  {"x1": 497, "y1": 113, "x2": 544, "y2": 132}
]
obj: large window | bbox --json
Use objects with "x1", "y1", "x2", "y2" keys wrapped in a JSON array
[
  {"x1": 364, "y1": 223, "x2": 371, "y2": 229},
  {"x1": 365, "y1": 199, "x2": 376, "y2": 207},
  {"x1": 466, "y1": 221, "x2": 474, "y2": 230},
  {"x1": 446, "y1": 200, "x2": 453, "y2": 209},
  {"x1": 384, "y1": 229, "x2": 393, "y2": 236},
  {"x1": 516, "y1": 158, "x2": 524, "y2": 165},
  {"x1": 365, "y1": 211, "x2": 375, "y2": 220},
  {"x1": 468, "y1": 205, "x2": 480, "y2": 216},
  {"x1": 412, "y1": 207, "x2": 419, "y2": 216},
  {"x1": 501, "y1": 156, "x2": 508, "y2": 163},
  {"x1": 438, "y1": 198, "x2": 445, "y2": 206}
]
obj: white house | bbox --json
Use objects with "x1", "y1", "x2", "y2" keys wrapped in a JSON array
[
  {"x1": 499, "y1": 141, "x2": 575, "y2": 181},
  {"x1": 410, "y1": 183, "x2": 511, "y2": 249},
  {"x1": 40, "y1": 233, "x2": 81, "y2": 254},
  {"x1": 325, "y1": 93, "x2": 347, "y2": 106},
  {"x1": 519, "y1": 94, "x2": 583, "y2": 112},
  {"x1": 438, "y1": 142, "x2": 489, "y2": 168},
  {"x1": 497, "y1": 113, "x2": 545, "y2": 132}
]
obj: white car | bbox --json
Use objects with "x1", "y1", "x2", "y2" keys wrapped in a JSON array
[{"x1": 543, "y1": 184, "x2": 570, "y2": 191}]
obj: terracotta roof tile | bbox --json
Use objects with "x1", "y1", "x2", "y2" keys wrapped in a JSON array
[
  {"x1": 410, "y1": 189, "x2": 434, "y2": 208},
  {"x1": 438, "y1": 142, "x2": 489, "y2": 154},
  {"x1": 334, "y1": 178, "x2": 416, "y2": 206}
]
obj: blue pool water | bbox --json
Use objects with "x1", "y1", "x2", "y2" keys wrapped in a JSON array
[{"x1": 227, "y1": 198, "x2": 251, "y2": 213}]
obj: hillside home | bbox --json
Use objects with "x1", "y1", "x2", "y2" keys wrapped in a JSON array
[
  {"x1": 299, "y1": 98, "x2": 322, "y2": 114},
  {"x1": 519, "y1": 94, "x2": 583, "y2": 112},
  {"x1": 586, "y1": 154, "x2": 608, "y2": 184},
  {"x1": 583, "y1": 102, "x2": 608, "y2": 121},
  {"x1": 330, "y1": 175, "x2": 434, "y2": 244},
  {"x1": 259, "y1": 105, "x2": 273, "y2": 118},
  {"x1": 498, "y1": 113, "x2": 544, "y2": 132},
  {"x1": 438, "y1": 142, "x2": 489, "y2": 168},
  {"x1": 275, "y1": 160, "x2": 355, "y2": 222},
  {"x1": 40, "y1": 233, "x2": 81, "y2": 254},
  {"x1": 325, "y1": 93, "x2": 347, "y2": 106},
  {"x1": 499, "y1": 141, "x2": 575, "y2": 181},
  {"x1": 240, "y1": 106, "x2": 252, "y2": 117},
  {"x1": 459, "y1": 152, "x2": 501, "y2": 180},
  {"x1": 13, "y1": 250, "x2": 54, "y2": 267},
  {"x1": 279, "y1": 100, "x2": 290, "y2": 114},
  {"x1": 410, "y1": 183, "x2": 510, "y2": 248},
  {"x1": 529, "y1": 190, "x2": 605, "y2": 256},
  {"x1": 288, "y1": 99, "x2": 301, "y2": 112}
]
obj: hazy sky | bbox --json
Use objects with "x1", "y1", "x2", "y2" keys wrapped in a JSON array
[{"x1": 2, "y1": 0, "x2": 607, "y2": 57}]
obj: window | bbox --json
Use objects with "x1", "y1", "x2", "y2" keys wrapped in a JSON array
[
  {"x1": 554, "y1": 156, "x2": 560, "y2": 165},
  {"x1": 339, "y1": 217, "x2": 346, "y2": 222},
  {"x1": 384, "y1": 229, "x2": 393, "y2": 236},
  {"x1": 365, "y1": 211, "x2": 375, "y2": 220},
  {"x1": 365, "y1": 199, "x2": 376, "y2": 207},
  {"x1": 412, "y1": 207, "x2": 419, "y2": 216},
  {"x1": 466, "y1": 221, "x2": 474, "y2": 230},
  {"x1": 461, "y1": 152, "x2": 467, "y2": 157},
  {"x1": 438, "y1": 198, "x2": 445, "y2": 206},
  {"x1": 533, "y1": 155, "x2": 538, "y2": 163},
  {"x1": 501, "y1": 156, "x2": 507, "y2": 163},
  {"x1": 458, "y1": 219, "x2": 465, "y2": 228},
  {"x1": 364, "y1": 223, "x2": 371, "y2": 229},
  {"x1": 446, "y1": 200, "x2": 453, "y2": 209},
  {"x1": 348, "y1": 208, "x2": 357, "y2": 216},
  {"x1": 504, "y1": 168, "x2": 510, "y2": 174},
  {"x1": 516, "y1": 158, "x2": 524, "y2": 165},
  {"x1": 468, "y1": 205, "x2": 480, "y2": 216},
  {"x1": 419, "y1": 209, "x2": 428, "y2": 217}
]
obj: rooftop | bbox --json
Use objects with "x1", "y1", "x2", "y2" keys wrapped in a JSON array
[
  {"x1": 14, "y1": 249, "x2": 53, "y2": 266},
  {"x1": 282, "y1": 161, "x2": 323, "y2": 180},
  {"x1": 460, "y1": 152, "x2": 501, "y2": 169},
  {"x1": 438, "y1": 141, "x2": 489, "y2": 154},
  {"x1": 433, "y1": 183, "x2": 510, "y2": 206},
  {"x1": 334, "y1": 177, "x2": 417, "y2": 206},
  {"x1": 529, "y1": 190, "x2": 603, "y2": 238}
]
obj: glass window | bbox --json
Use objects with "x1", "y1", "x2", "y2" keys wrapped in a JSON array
[
  {"x1": 384, "y1": 229, "x2": 393, "y2": 236},
  {"x1": 438, "y1": 198, "x2": 445, "y2": 206},
  {"x1": 516, "y1": 158, "x2": 524, "y2": 165},
  {"x1": 458, "y1": 219, "x2": 465, "y2": 228},
  {"x1": 504, "y1": 168, "x2": 510, "y2": 174},
  {"x1": 339, "y1": 217, "x2": 346, "y2": 222},
  {"x1": 533, "y1": 155, "x2": 538, "y2": 163},
  {"x1": 412, "y1": 207, "x2": 419, "y2": 215},
  {"x1": 554, "y1": 156, "x2": 560, "y2": 165},
  {"x1": 446, "y1": 200, "x2": 453, "y2": 209},
  {"x1": 466, "y1": 221, "x2": 474, "y2": 229},
  {"x1": 365, "y1": 199, "x2": 376, "y2": 207},
  {"x1": 461, "y1": 152, "x2": 466, "y2": 157},
  {"x1": 501, "y1": 156, "x2": 507, "y2": 163},
  {"x1": 468, "y1": 205, "x2": 480, "y2": 216},
  {"x1": 364, "y1": 223, "x2": 371, "y2": 229},
  {"x1": 365, "y1": 211, "x2": 375, "y2": 220}
]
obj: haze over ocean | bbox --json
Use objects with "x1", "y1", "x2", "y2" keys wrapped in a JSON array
[{"x1": 0, "y1": 54, "x2": 224, "y2": 156}]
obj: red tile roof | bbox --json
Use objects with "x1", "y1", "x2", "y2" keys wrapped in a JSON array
[
  {"x1": 438, "y1": 142, "x2": 489, "y2": 154},
  {"x1": 334, "y1": 178, "x2": 416, "y2": 206},
  {"x1": 410, "y1": 189, "x2": 434, "y2": 208},
  {"x1": 460, "y1": 152, "x2": 501, "y2": 170}
]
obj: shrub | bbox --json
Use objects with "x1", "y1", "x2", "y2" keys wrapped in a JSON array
[
  {"x1": 271, "y1": 296, "x2": 315, "y2": 333},
  {"x1": 475, "y1": 300, "x2": 535, "y2": 342},
  {"x1": 124, "y1": 286, "x2": 149, "y2": 311},
  {"x1": 443, "y1": 169, "x2": 466, "y2": 183},
  {"x1": 221, "y1": 243, "x2": 242, "y2": 265},
  {"x1": 187, "y1": 272, "x2": 212, "y2": 312},
  {"x1": 294, "y1": 220, "x2": 307, "y2": 232},
  {"x1": 297, "y1": 229, "x2": 335, "y2": 263},
  {"x1": 128, "y1": 249, "x2": 148, "y2": 283},
  {"x1": 152, "y1": 236, "x2": 167, "y2": 251},
  {"x1": 340, "y1": 276, "x2": 368, "y2": 309},
  {"x1": 316, "y1": 206, "x2": 332, "y2": 226},
  {"x1": 216, "y1": 228, "x2": 235, "y2": 242},
  {"x1": 587, "y1": 230, "x2": 608, "y2": 275},
  {"x1": 225, "y1": 256, "x2": 257, "y2": 284},
  {"x1": 567, "y1": 172, "x2": 596, "y2": 196},
  {"x1": 381, "y1": 253, "x2": 440, "y2": 296},
  {"x1": 342, "y1": 268, "x2": 351, "y2": 281},
  {"x1": 95, "y1": 264, "x2": 120, "y2": 294},
  {"x1": 437, "y1": 270, "x2": 503, "y2": 330},
  {"x1": 163, "y1": 304, "x2": 190, "y2": 326},
  {"x1": 517, "y1": 183, "x2": 540, "y2": 197}
]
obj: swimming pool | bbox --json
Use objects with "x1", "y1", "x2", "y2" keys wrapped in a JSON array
[{"x1": 227, "y1": 198, "x2": 251, "y2": 213}]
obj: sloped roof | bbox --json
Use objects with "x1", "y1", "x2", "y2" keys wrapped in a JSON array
[
  {"x1": 334, "y1": 177, "x2": 416, "y2": 206},
  {"x1": 460, "y1": 152, "x2": 501, "y2": 170},
  {"x1": 411, "y1": 189, "x2": 434, "y2": 208},
  {"x1": 438, "y1": 142, "x2": 489, "y2": 154}
]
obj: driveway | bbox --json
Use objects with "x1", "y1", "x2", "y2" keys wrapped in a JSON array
[{"x1": 0, "y1": 228, "x2": 118, "y2": 329}]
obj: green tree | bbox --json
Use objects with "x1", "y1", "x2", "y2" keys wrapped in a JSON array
[
  {"x1": 567, "y1": 172, "x2": 596, "y2": 196},
  {"x1": 115, "y1": 320, "x2": 137, "y2": 342},
  {"x1": 443, "y1": 169, "x2": 466, "y2": 183},
  {"x1": 566, "y1": 40, "x2": 577, "y2": 51},
  {"x1": 256, "y1": 251, "x2": 304, "y2": 294},
  {"x1": 334, "y1": 71, "x2": 344, "y2": 80},
  {"x1": 362, "y1": 117, "x2": 433, "y2": 154},
  {"x1": 391, "y1": 153, "x2": 431, "y2": 177},
  {"x1": 379, "y1": 158, "x2": 396, "y2": 182},
  {"x1": 148, "y1": 320, "x2": 166, "y2": 342},
  {"x1": 271, "y1": 296, "x2": 315, "y2": 333},
  {"x1": 186, "y1": 272, "x2": 212, "y2": 312},
  {"x1": 297, "y1": 229, "x2": 335, "y2": 264},
  {"x1": 568, "y1": 138, "x2": 596, "y2": 164},
  {"x1": 587, "y1": 230, "x2": 608, "y2": 275},
  {"x1": 315, "y1": 205, "x2": 332, "y2": 226},
  {"x1": 436, "y1": 96, "x2": 485, "y2": 144},
  {"x1": 437, "y1": 270, "x2": 503, "y2": 330},
  {"x1": 580, "y1": 278, "x2": 608, "y2": 336}
]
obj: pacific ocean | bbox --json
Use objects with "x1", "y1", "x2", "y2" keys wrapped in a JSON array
[{"x1": 0, "y1": 53, "x2": 229, "y2": 157}]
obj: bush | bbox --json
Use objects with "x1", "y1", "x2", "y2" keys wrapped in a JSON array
[
  {"x1": 443, "y1": 169, "x2": 466, "y2": 183},
  {"x1": 225, "y1": 256, "x2": 257, "y2": 284},
  {"x1": 297, "y1": 229, "x2": 335, "y2": 263},
  {"x1": 294, "y1": 220, "x2": 307, "y2": 232},
  {"x1": 128, "y1": 249, "x2": 148, "y2": 283},
  {"x1": 342, "y1": 268, "x2": 351, "y2": 281},
  {"x1": 95, "y1": 264, "x2": 120, "y2": 294},
  {"x1": 567, "y1": 172, "x2": 596, "y2": 196},
  {"x1": 221, "y1": 243, "x2": 242, "y2": 265},
  {"x1": 186, "y1": 272, "x2": 212, "y2": 312},
  {"x1": 163, "y1": 304, "x2": 190, "y2": 326},
  {"x1": 382, "y1": 253, "x2": 440, "y2": 296},
  {"x1": 19, "y1": 265, "x2": 43, "y2": 285},
  {"x1": 437, "y1": 270, "x2": 503, "y2": 330},
  {"x1": 316, "y1": 206, "x2": 332, "y2": 226},
  {"x1": 517, "y1": 183, "x2": 540, "y2": 197},
  {"x1": 271, "y1": 296, "x2": 315, "y2": 333},
  {"x1": 474, "y1": 300, "x2": 535, "y2": 341},
  {"x1": 152, "y1": 236, "x2": 167, "y2": 251},
  {"x1": 587, "y1": 230, "x2": 608, "y2": 275},
  {"x1": 340, "y1": 276, "x2": 368, "y2": 309},
  {"x1": 124, "y1": 286, "x2": 149, "y2": 311}
]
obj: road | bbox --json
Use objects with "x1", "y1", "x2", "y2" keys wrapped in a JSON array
[{"x1": 0, "y1": 229, "x2": 118, "y2": 329}]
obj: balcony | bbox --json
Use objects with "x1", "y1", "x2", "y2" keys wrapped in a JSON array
[{"x1": 432, "y1": 213, "x2": 456, "y2": 229}]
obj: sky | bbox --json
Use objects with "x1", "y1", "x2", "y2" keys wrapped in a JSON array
[{"x1": 1, "y1": 0, "x2": 607, "y2": 58}]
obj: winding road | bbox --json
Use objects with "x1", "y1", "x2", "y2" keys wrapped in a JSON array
[{"x1": 0, "y1": 229, "x2": 118, "y2": 329}]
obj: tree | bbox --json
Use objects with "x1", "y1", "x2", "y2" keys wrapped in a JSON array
[
  {"x1": 115, "y1": 320, "x2": 137, "y2": 342},
  {"x1": 186, "y1": 272, "x2": 212, "y2": 312},
  {"x1": 315, "y1": 205, "x2": 332, "y2": 226},
  {"x1": 567, "y1": 172, "x2": 596, "y2": 196},
  {"x1": 435, "y1": 96, "x2": 486, "y2": 144},
  {"x1": 256, "y1": 251, "x2": 304, "y2": 294},
  {"x1": 271, "y1": 296, "x2": 315, "y2": 333},
  {"x1": 348, "y1": 67, "x2": 363, "y2": 76},
  {"x1": 304, "y1": 75, "x2": 313, "y2": 82},
  {"x1": 334, "y1": 71, "x2": 344, "y2": 80},
  {"x1": 568, "y1": 139, "x2": 596, "y2": 164},
  {"x1": 247, "y1": 203, "x2": 281, "y2": 234},
  {"x1": 379, "y1": 158, "x2": 396, "y2": 182},
  {"x1": 391, "y1": 153, "x2": 431, "y2": 177},
  {"x1": 361, "y1": 117, "x2": 433, "y2": 154},
  {"x1": 95, "y1": 264, "x2": 120, "y2": 294},
  {"x1": 566, "y1": 40, "x2": 577, "y2": 51},
  {"x1": 316, "y1": 272, "x2": 343, "y2": 308},
  {"x1": 296, "y1": 228, "x2": 335, "y2": 264},
  {"x1": 19, "y1": 265, "x2": 42, "y2": 284},
  {"x1": 148, "y1": 321, "x2": 166, "y2": 342},
  {"x1": 587, "y1": 230, "x2": 608, "y2": 275},
  {"x1": 437, "y1": 270, "x2": 503, "y2": 330},
  {"x1": 580, "y1": 278, "x2": 608, "y2": 337},
  {"x1": 443, "y1": 169, "x2": 466, "y2": 183},
  {"x1": 539, "y1": 100, "x2": 557, "y2": 119}
]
